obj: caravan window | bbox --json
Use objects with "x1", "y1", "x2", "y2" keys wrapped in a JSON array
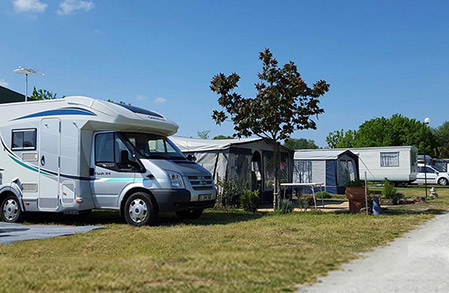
[
  {"x1": 380, "y1": 152, "x2": 399, "y2": 167},
  {"x1": 95, "y1": 133, "x2": 114, "y2": 163},
  {"x1": 11, "y1": 129, "x2": 36, "y2": 151}
]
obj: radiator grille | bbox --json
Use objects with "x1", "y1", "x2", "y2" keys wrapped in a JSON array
[{"x1": 187, "y1": 176, "x2": 214, "y2": 191}]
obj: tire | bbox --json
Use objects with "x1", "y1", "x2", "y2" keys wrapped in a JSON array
[
  {"x1": 123, "y1": 192, "x2": 157, "y2": 226},
  {"x1": 438, "y1": 178, "x2": 448, "y2": 186},
  {"x1": 1, "y1": 195, "x2": 24, "y2": 223},
  {"x1": 176, "y1": 209, "x2": 203, "y2": 220}
]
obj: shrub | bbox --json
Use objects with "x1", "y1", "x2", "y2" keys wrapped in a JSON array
[
  {"x1": 279, "y1": 199, "x2": 293, "y2": 214},
  {"x1": 316, "y1": 191, "x2": 331, "y2": 199},
  {"x1": 239, "y1": 189, "x2": 259, "y2": 213},
  {"x1": 382, "y1": 178, "x2": 397, "y2": 198},
  {"x1": 346, "y1": 179, "x2": 365, "y2": 187},
  {"x1": 216, "y1": 178, "x2": 240, "y2": 207}
]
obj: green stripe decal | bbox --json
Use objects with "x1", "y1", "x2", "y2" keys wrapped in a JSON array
[{"x1": 8, "y1": 154, "x2": 52, "y2": 176}]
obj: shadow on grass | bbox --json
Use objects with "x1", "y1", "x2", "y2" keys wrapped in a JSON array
[
  {"x1": 22, "y1": 209, "x2": 265, "y2": 227},
  {"x1": 382, "y1": 207, "x2": 448, "y2": 216}
]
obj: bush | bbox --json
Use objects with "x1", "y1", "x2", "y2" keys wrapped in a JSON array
[
  {"x1": 279, "y1": 199, "x2": 293, "y2": 214},
  {"x1": 316, "y1": 191, "x2": 331, "y2": 199},
  {"x1": 346, "y1": 179, "x2": 365, "y2": 187},
  {"x1": 239, "y1": 189, "x2": 259, "y2": 213},
  {"x1": 382, "y1": 178, "x2": 397, "y2": 198},
  {"x1": 216, "y1": 178, "x2": 240, "y2": 207}
]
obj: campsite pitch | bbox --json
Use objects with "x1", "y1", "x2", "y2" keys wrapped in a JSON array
[{"x1": 0, "y1": 187, "x2": 448, "y2": 292}]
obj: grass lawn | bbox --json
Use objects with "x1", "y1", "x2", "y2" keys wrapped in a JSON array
[{"x1": 1, "y1": 186, "x2": 449, "y2": 292}]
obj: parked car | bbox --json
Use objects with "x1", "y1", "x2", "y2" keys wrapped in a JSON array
[{"x1": 412, "y1": 164, "x2": 449, "y2": 185}]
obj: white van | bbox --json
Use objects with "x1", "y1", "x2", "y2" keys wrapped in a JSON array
[
  {"x1": 412, "y1": 164, "x2": 449, "y2": 186},
  {"x1": 0, "y1": 97, "x2": 216, "y2": 226}
]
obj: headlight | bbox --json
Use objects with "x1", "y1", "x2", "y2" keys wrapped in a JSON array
[{"x1": 168, "y1": 171, "x2": 184, "y2": 189}]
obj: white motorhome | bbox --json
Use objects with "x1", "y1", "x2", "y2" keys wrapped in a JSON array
[
  {"x1": 0, "y1": 97, "x2": 216, "y2": 226},
  {"x1": 351, "y1": 146, "x2": 418, "y2": 184}
]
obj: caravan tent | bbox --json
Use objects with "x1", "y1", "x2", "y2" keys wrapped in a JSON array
[
  {"x1": 293, "y1": 149, "x2": 359, "y2": 194},
  {"x1": 171, "y1": 137, "x2": 294, "y2": 203}
]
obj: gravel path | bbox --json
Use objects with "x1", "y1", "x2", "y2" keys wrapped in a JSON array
[{"x1": 299, "y1": 212, "x2": 449, "y2": 293}]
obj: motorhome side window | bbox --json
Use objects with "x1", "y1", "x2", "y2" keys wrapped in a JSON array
[
  {"x1": 11, "y1": 129, "x2": 37, "y2": 151},
  {"x1": 95, "y1": 133, "x2": 135, "y2": 170},
  {"x1": 380, "y1": 152, "x2": 399, "y2": 167}
]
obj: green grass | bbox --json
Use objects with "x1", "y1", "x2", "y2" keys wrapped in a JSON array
[{"x1": 1, "y1": 187, "x2": 449, "y2": 292}]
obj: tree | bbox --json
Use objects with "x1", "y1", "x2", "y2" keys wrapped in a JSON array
[
  {"x1": 213, "y1": 135, "x2": 234, "y2": 140},
  {"x1": 107, "y1": 99, "x2": 130, "y2": 105},
  {"x1": 30, "y1": 87, "x2": 60, "y2": 100},
  {"x1": 284, "y1": 138, "x2": 318, "y2": 150},
  {"x1": 434, "y1": 121, "x2": 449, "y2": 158},
  {"x1": 210, "y1": 49, "x2": 329, "y2": 209},
  {"x1": 197, "y1": 130, "x2": 211, "y2": 139},
  {"x1": 326, "y1": 129, "x2": 356, "y2": 148},
  {"x1": 326, "y1": 114, "x2": 436, "y2": 155}
]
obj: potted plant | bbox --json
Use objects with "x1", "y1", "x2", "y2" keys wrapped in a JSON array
[{"x1": 345, "y1": 179, "x2": 366, "y2": 213}]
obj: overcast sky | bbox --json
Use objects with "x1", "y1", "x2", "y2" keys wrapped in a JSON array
[{"x1": 1, "y1": 0, "x2": 448, "y2": 146}]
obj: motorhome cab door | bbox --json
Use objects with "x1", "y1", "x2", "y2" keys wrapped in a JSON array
[
  {"x1": 38, "y1": 118, "x2": 61, "y2": 210},
  {"x1": 90, "y1": 132, "x2": 137, "y2": 209}
]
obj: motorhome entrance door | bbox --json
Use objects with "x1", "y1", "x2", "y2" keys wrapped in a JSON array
[{"x1": 38, "y1": 118, "x2": 61, "y2": 210}]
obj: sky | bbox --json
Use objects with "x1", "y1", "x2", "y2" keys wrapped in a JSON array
[{"x1": 1, "y1": 0, "x2": 449, "y2": 147}]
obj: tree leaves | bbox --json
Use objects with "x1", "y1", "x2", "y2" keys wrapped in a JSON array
[{"x1": 210, "y1": 48, "x2": 330, "y2": 143}]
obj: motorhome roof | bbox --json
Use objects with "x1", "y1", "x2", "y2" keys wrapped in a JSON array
[{"x1": 0, "y1": 96, "x2": 179, "y2": 136}]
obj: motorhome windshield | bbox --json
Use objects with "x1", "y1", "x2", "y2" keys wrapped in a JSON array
[{"x1": 123, "y1": 132, "x2": 186, "y2": 160}]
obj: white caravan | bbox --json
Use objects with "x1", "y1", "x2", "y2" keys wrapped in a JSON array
[
  {"x1": 351, "y1": 146, "x2": 418, "y2": 184},
  {"x1": 0, "y1": 97, "x2": 216, "y2": 226}
]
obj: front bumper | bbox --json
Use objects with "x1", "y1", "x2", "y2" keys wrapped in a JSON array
[{"x1": 151, "y1": 189, "x2": 215, "y2": 213}]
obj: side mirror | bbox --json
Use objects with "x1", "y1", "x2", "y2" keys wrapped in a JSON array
[
  {"x1": 120, "y1": 150, "x2": 132, "y2": 165},
  {"x1": 186, "y1": 154, "x2": 196, "y2": 162}
]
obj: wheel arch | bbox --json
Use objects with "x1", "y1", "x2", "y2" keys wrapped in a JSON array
[
  {"x1": 0, "y1": 184, "x2": 25, "y2": 211},
  {"x1": 119, "y1": 187, "x2": 158, "y2": 217}
]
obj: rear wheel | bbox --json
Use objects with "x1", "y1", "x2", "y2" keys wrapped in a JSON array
[
  {"x1": 124, "y1": 192, "x2": 157, "y2": 226},
  {"x1": 1, "y1": 195, "x2": 24, "y2": 223},
  {"x1": 176, "y1": 209, "x2": 203, "y2": 220},
  {"x1": 438, "y1": 178, "x2": 448, "y2": 186}
]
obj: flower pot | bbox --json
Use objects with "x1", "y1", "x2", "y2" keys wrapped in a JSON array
[{"x1": 345, "y1": 186, "x2": 366, "y2": 213}]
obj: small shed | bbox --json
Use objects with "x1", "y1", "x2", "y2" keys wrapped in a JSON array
[
  {"x1": 171, "y1": 136, "x2": 294, "y2": 203},
  {"x1": 293, "y1": 149, "x2": 359, "y2": 194}
]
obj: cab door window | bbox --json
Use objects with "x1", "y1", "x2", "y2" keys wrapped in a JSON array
[{"x1": 95, "y1": 133, "x2": 137, "y2": 172}]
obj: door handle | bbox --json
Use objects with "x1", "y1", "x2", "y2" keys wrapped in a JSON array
[{"x1": 41, "y1": 155, "x2": 45, "y2": 166}]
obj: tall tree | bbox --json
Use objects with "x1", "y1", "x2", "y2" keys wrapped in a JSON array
[
  {"x1": 284, "y1": 138, "x2": 318, "y2": 150},
  {"x1": 327, "y1": 114, "x2": 436, "y2": 155},
  {"x1": 197, "y1": 130, "x2": 211, "y2": 139},
  {"x1": 210, "y1": 49, "x2": 329, "y2": 209},
  {"x1": 326, "y1": 129, "x2": 356, "y2": 148},
  {"x1": 434, "y1": 121, "x2": 449, "y2": 158},
  {"x1": 30, "y1": 87, "x2": 60, "y2": 100}
]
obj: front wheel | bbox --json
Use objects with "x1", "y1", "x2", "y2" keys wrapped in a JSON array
[
  {"x1": 124, "y1": 192, "x2": 156, "y2": 226},
  {"x1": 1, "y1": 195, "x2": 24, "y2": 223},
  {"x1": 438, "y1": 178, "x2": 448, "y2": 186},
  {"x1": 176, "y1": 209, "x2": 203, "y2": 220}
]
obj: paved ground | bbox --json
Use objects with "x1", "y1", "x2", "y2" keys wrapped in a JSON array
[
  {"x1": 0, "y1": 222, "x2": 105, "y2": 244},
  {"x1": 299, "y1": 211, "x2": 449, "y2": 293}
]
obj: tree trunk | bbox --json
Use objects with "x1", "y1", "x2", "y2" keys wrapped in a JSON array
[{"x1": 273, "y1": 142, "x2": 281, "y2": 210}]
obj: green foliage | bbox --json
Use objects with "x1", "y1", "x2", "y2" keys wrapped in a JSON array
[
  {"x1": 213, "y1": 135, "x2": 234, "y2": 140},
  {"x1": 279, "y1": 199, "x2": 293, "y2": 214},
  {"x1": 316, "y1": 191, "x2": 331, "y2": 198},
  {"x1": 216, "y1": 178, "x2": 240, "y2": 207},
  {"x1": 284, "y1": 138, "x2": 318, "y2": 150},
  {"x1": 346, "y1": 179, "x2": 365, "y2": 187},
  {"x1": 327, "y1": 114, "x2": 436, "y2": 155},
  {"x1": 210, "y1": 48, "x2": 329, "y2": 209},
  {"x1": 239, "y1": 189, "x2": 259, "y2": 213},
  {"x1": 326, "y1": 129, "x2": 356, "y2": 148},
  {"x1": 197, "y1": 130, "x2": 211, "y2": 139},
  {"x1": 382, "y1": 178, "x2": 397, "y2": 198},
  {"x1": 30, "y1": 87, "x2": 60, "y2": 100},
  {"x1": 434, "y1": 121, "x2": 449, "y2": 158}
]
